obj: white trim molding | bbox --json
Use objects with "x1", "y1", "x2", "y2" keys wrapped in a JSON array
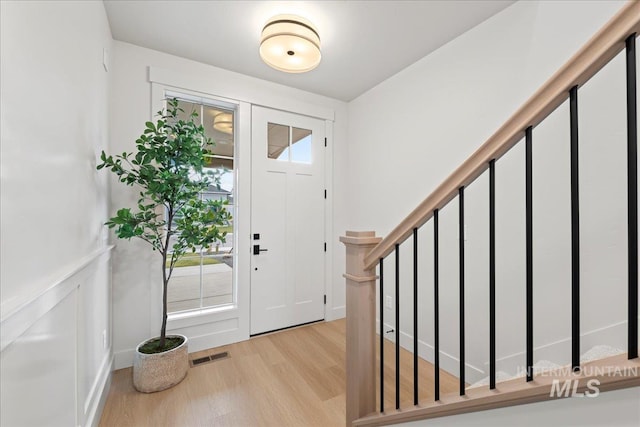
[
  {"x1": 377, "y1": 320, "x2": 486, "y2": 384},
  {"x1": 487, "y1": 319, "x2": 638, "y2": 376},
  {"x1": 1, "y1": 246, "x2": 114, "y2": 352},
  {"x1": 148, "y1": 66, "x2": 335, "y2": 121},
  {"x1": 1, "y1": 245, "x2": 114, "y2": 427}
]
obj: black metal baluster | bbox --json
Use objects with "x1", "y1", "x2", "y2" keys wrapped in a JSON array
[
  {"x1": 459, "y1": 187, "x2": 466, "y2": 396},
  {"x1": 489, "y1": 160, "x2": 496, "y2": 389},
  {"x1": 395, "y1": 244, "x2": 400, "y2": 410},
  {"x1": 526, "y1": 126, "x2": 534, "y2": 382},
  {"x1": 434, "y1": 209, "x2": 440, "y2": 401},
  {"x1": 380, "y1": 258, "x2": 385, "y2": 412},
  {"x1": 570, "y1": 85, "x2": 580, "y2": 372},
  {"x1": 413, "y1": 228, "x2": 419, "y2": 405},
  {"x1": 626, "y1": 34, "x2": 638, "y2": 360}
]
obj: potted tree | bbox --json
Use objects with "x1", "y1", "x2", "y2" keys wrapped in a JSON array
[{"x1": 98, "y1": 98, "x2": 231, "y2": 392}]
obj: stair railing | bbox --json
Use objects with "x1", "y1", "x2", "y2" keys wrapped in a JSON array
[{"x1": 341, "y1": 1, "x2": 640, "y2": 425}]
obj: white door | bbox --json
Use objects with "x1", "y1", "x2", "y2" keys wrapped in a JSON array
[{"x1": 250, "y1": 106, "x2": 326, "y2": 335}]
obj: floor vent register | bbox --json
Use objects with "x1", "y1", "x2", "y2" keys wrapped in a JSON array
[{"x1": 190, "y1": 351, "x2": 230, "y2": 367}]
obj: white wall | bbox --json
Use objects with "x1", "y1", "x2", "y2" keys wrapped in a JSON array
[
  {"x1": 0, "y1": 1, "x2": 113, "y2": 426},
  {"x1": 348, "y1": 0, "x2": 637, "y2": 384},
  {"x1": 109, "y1": 40, "x2": 349, "y2": 368}
]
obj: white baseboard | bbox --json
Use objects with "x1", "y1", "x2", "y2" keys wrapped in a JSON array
[
  {"x1": 328, "y1": 305, "x2": 345, "y2": 321},
  {"x1": 487, "y1": 319, "x2": 634, "y2": 376},
  {"x1": 186, "y1": 328, "x2": 248, "y2": 354},
  {"x1": 114, "y1": 349, "x2": 135, "y2": 370},
  {"x1": 85, "y1": 352, "x2": 113, "y2": 427},
  {"x1": 374, "y1": 318, "x2": 638, "y2": 385},
  {"x1": 376, "y1": 320, "x2": 486, "y2": 384}
]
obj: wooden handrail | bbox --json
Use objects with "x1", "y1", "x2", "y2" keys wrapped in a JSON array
[{"x1": 364, "y1": 0, "x2": 640, "y2": 271}]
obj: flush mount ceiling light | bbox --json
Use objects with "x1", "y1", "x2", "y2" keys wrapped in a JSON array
[
  {"x1": 213, "y1": 112, "x2": 233, "y2": 134},
  {"x1": 260, "y1": 14, "x2": 321, "y2": 73}
]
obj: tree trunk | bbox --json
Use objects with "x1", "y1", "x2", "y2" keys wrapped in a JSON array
[
  {"x1": 159, "y1": 250, "x2": 168, "y2": 349},
  {"x1": 159, "y1": 209, "x2": 174, "y2": 350}
]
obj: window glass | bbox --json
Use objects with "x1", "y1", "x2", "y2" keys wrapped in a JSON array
[
  {"x1": 267, "y1": 122, "x2": 290, "y2": 160},
  {"x1": 175, "y1": 100, "x2": 199, "y2": 122},
  {"x1": 166, "y1": 98, "x2": 235, "y2": 314},
  {"x1": 267, "y1": 123, "x2": 312, "y2": 164},
  {"x1": 290, "y1": 127, "x2": 312, "y2": 163},
  {"x1": 204, "y1": 105, "x2": 234, "y2": 160}
]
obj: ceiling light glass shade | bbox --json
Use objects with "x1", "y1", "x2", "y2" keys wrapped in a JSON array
[
  {"x1": 213, "y1": 112, "x2": 233, "y2": 134},
  {"x1": 260, "y1": 14, "x2": 321, "y2": 73}
]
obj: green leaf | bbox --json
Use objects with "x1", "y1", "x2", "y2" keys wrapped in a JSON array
[{"x1": 96, "y1": 95, "x2": 234, "y2": 339}]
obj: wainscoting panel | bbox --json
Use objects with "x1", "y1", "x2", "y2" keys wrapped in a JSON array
[
  {"x1": 1, "y1": 290, "x2": 77, "y2": 426},
  {"x1": 0, "y1": 247, "x2": 113, "y2": 427}
]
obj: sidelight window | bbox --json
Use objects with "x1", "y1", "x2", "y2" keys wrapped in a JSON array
[{"x1": 166, "y1": 97, "x2": 236, "y2": 313}]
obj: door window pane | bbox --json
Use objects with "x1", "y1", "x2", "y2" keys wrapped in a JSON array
[
  {"x1": 267, "y1": 123, "x2": 312, "y2": 164},
  {"x1": 267, "y1": 122, "x2": 290, "y2": 160},
  {"x1": 291, "y1": 127, "x2": 312, "y2": 163}
]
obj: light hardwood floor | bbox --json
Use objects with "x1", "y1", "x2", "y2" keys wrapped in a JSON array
[{"x1": 100, "y1": 319, "x2": 459, "y2": 427}]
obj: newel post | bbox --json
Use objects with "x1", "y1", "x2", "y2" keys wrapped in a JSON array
[{"x1": 340, "y1": 231, "x2": 382, "y2": 425}]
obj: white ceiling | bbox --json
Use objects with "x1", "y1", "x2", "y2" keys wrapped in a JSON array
[{"x1": 103, "y1": 0, "x2": 514, "y2": 101}]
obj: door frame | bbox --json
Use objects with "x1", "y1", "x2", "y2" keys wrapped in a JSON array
[
  {"x1": 249, "y1": 106, "x2": 330, "y2": 335},
  {"x1": 148, "y1": 67, "x2": 336, "y2": 351},
  {"x1": 150, "y1": 83, "x2": 252, "y2": 353}
]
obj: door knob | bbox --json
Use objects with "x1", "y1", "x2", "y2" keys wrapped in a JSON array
[{"x1": 253, "y1": 244, "x2": 269, "y2": 255}]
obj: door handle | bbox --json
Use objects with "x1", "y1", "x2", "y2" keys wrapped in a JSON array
[{"x1": 253, "y1": 245, "x2": 269, "y2": 255}]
